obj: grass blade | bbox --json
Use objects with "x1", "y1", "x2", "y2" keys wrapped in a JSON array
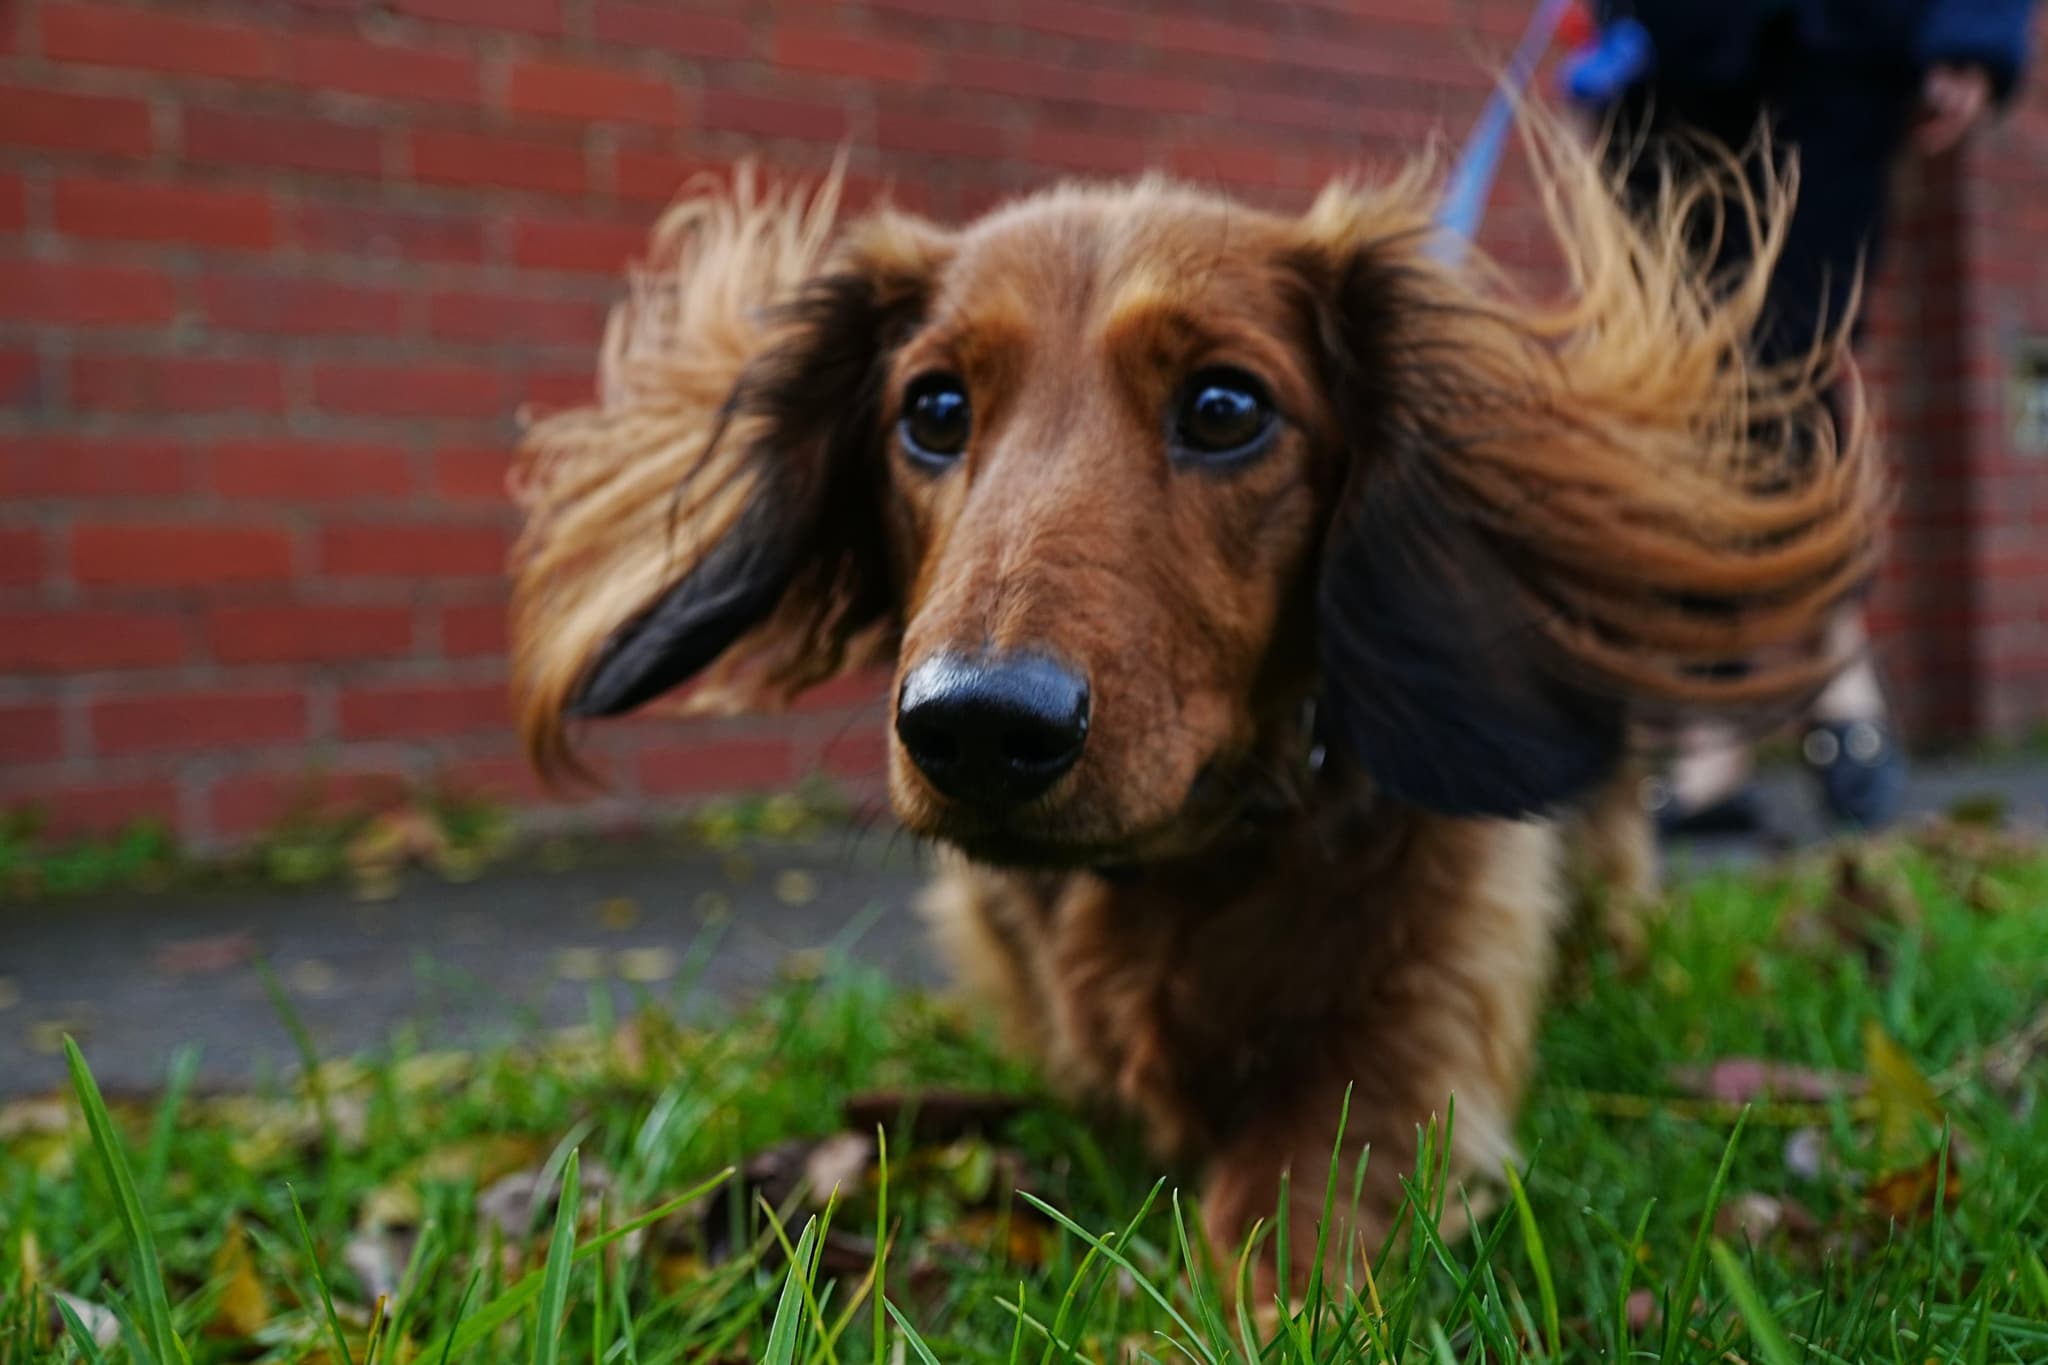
[
  {"x1": 288, "y1": 1182, "x2": 354, "y2": 1365},
  {"x1": 1711, "y1": 1240, "x2": 1799, "y2": 1365},
  {"x1": 64, "y1": 1037, "x2": 185, "y2": 1365},
  {"x1": 886, "y1": 1298, "x2": 945, "y2": 1365},
  {"x1": 1019, "y1": 1188, "x2": 1218, "y2": 1365},
  {"x1": 760, "y1": 1216, "x2": 820, "y2": 1365},
  {"x1": 257, "y1": 961, "x2": 337, "y2": 1152},
  {"x1": 142, "y1": 1044, "x2": 201, "y2": 1197},
  {"x1": 435, "y1": 1269, "x2": 481, "y2": 1365},
  {"x1": 417, "y1": 1167, "x2": 735, "y2": 1364},
  {"x1": 1663, "y1": 1107, "x2": 1750, "y2": 1361},
  {"x1": 533, "y1": 1148, "x2": 582, "y2": 1365},
  {"x1": 872, "y1": 1128, "x2": 889, "y2": 1365},
  {"x1": 1503, "y1": 1161, "x2": 1560, "y2": 1358},
  {"x1": 53, "y1": 1294, "x2": 113, "y2": 1365}
]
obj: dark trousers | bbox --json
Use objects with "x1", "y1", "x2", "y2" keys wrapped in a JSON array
[{"x1": 1607, "y1": 29, "x2": 1919, "y2": 367}]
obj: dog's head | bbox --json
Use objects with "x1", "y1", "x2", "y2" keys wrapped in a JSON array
[{"x1": 518, "y1": 134, "x2": 1879, "y2": 868}]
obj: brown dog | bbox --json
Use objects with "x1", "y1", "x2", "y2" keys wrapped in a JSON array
[{"x1": 511, "y1": 113, "x2": 1880, "y2": 1289}]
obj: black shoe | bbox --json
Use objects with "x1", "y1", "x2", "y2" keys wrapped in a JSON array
[
  {"x1": 1801, "y1": 718, "x2": 1905, "y2": 830},
  {"x1": 1646, "y1": 779, "x2": 1766, "y2": 838}
]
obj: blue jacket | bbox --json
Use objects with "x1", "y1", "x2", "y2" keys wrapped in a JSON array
[{"x1": 1600, "y1": 1, "x2": 2035, "y2": 99}]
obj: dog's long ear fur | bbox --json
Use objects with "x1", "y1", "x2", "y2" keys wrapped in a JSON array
[
  {"x1": 512, "y1": 168, "x2": 950, "y2": 779},
  {"x1": 1296, "y1": 111, "x2": 1884, "y2": 818}
]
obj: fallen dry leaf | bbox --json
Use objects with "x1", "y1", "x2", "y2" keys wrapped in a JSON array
[
  {"x1": 940, "y1": 1208, "x2": 1053, "y2": 1268},
  {"x1": 1863, "y1": 1021, "x2": 1944, "y2": 1166},
  {"x1": 842, "y1": 1090, "x2": 1027, "y2": 1144},
  {"x1": 1964, "y1": 871, "x2": 2021, "y2": 917},
  {"x1": 204, "y1": 1218, "x2": 273, "y2": 1339},
  {"x1": 1783, "y1": 1127, "x2": 1833, "y2": 1182},
  {"x1": 1815, "y1": 849, "x2": 1919, "y2": 977},
  {"x1": 1944, "y1": 793, "x2": 2009, "y2": 828},
  {"x1": 804, "y1": 1132, "x2": 878, "y2": 1200},
  {"x1": 344, "y1": 1225, "x2": 414, "y2": 1305},
  {"x1": 390, "y1": 1050, "x2": 472, "y2": 1095},
  {"x1": 1668, "y1": 1057, "x2": 1865, "y2": 1105},
  {"x1": 616, "y1": 947, "x2": 679, "y2": 984},
  {"x1": 556, "y1": 947, "x2": 606, "y2": 981},
  {"x1": 1858, "y1": 1020, "x2": 1966, "y2": 1224},
  {"x1": 1972, "y1": 1002, "x2": 2048, "y2": 1095},
  {"x1": 287, "y1": 959, "x2": 340, "y2": 998},
  {"x1": 0, "y1": 1095, "x2": 76, "y2": 1141},
  {"x1": 1865, "y1": 1151, "x2": 1964, "y2": 1223},
  {"x1": 477, "y1": 1159, "x2": 616, "y2": 1242},
  {"x1": 347, "y1": 807, "x2": 446, "y2": 880},
  {"x1": 152, "y1": 932, "x2": 258, "y2": 977},
  {"x1": 597, "y1": 897, "x2": 640, "y2": 931},
  {"x1": 774, "y1": 869, "x2": 818, "y2": 906},
  {"x1": 28, "y1": 1019, "x2": 85, "y2": 1055},
  {"x1": 431, "y1": 1135, "x2": 551, "y2": 1184},
  {"x1": 1713, "y1": 1191, "x2": 1822, "y2": 1248},
  {"x1": 48, "y1": 1291, "x2": 120, "y2": 1350},
  {"x1": 655, "y1": 1251, "x2": 707, "y2": 1295}
]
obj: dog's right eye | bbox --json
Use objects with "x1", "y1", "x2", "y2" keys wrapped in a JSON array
[{"x1": 900, "y1": 375, "x2": 971, "y2": 467}]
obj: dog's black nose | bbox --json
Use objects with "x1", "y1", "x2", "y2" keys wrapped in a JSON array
[{"x1": 896, "y1": 653, "x2": 1090, "y2": 806}]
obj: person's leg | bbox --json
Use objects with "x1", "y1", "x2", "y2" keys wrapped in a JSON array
[
  {"x1": 1605, "y1": 82, "x2": 1777, "y2": 832},
  {"x1": 1758, "y1": 65, "x2": 1917, "y2": 829}
]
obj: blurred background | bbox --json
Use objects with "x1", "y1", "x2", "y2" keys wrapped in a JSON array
[
  {"x1": 2, "y1": 0, "x2": 2047, "y2": 850},
  {"x1": 4, "y1": 1, "x2": 2048, "y2": 1092}
]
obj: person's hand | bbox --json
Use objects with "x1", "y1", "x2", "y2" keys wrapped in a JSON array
[{"x1": 1915, "y1": 63, "x2": 1992, "y2": 155}]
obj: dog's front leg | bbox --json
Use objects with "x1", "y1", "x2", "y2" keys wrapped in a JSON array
[{"x1": 1198, "y1": 818, "x2": 1569, "y2": 1303}]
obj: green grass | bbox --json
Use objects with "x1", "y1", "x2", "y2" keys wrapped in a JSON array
[{"x1": 4, "y1": 828, "x2": 2047, "y2": 1363}]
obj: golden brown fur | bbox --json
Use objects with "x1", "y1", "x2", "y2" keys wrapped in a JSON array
[{"x1": 510, "y1": 107, "x2": 1880, "y2": 1292}]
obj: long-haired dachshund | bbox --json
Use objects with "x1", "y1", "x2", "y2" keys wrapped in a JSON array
[{"x1": 511, "y1": 109, "x2": 1880, "y2": 1289}]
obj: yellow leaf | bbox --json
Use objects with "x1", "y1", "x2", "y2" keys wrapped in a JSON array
[
  {"x1": 28, "y1": 1020, "x2": 81, "y2": 1055},
  {"x1": 204, "y1": 1218, "x2": 273, "y2": 1339},
  {"x1": 617, "y1": 947, "x2": 679, "y2": 984},
  {"x1": 759, "y1": 795, "x2": 809, "y2": 837},
  {"x1": 288, "y1": 959, "x2": 341, "y2": 998},
  {"x1": 556, "y1": 947, "x2": 606, "y2": 981},
  {"x1": 597, "y1": 897, "x2": 641, "y2": 931},
  {"x1": 1865, "y1": 1152, "x2": 1964, "y2": 1224},
  {"x1": 412, "y1": 1134, "x2": 548, "y2": 1187},
  {"x1": 1862, "y1": 1021, "x2": 1943, "y2": 1165},
  {"x1": 391, "y1": 1050, "x2": 472, "y2": 1095},
  {"x1": 657, "y1": 1252, "x2": 707, "y2": 1295},
  {"x1": 774, "y1": 870, "x2": 818, "y2": 907},
  {"x1": 358, "y1": 1181, "x2": 424, "y2": 1231}
]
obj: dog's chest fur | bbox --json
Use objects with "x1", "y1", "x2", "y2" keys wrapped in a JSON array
[{"x1": 917, "y1": 790, "x2": 1570, "y2": 1169}]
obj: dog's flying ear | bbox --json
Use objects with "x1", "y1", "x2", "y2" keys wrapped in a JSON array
[
  {"x1": 564, "y1": 223, "x2": 944, "y2": 719},
  {"x1": 1314, "y1": 444, "x2": 1628, "y2": 817},
  {"x1": 1294, "y1": 111, "x2": 1882, "y2": 818},
  {"x1": 1303, "y1": 237, "x2": 1626, "y2": 817},
  {"x1": 511, "y1": 171, "x2": 953, "y2": 778}
]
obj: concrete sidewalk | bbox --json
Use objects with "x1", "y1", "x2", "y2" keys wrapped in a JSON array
[
  {"x1": 0, "y1": 832, "x2": 943, "y2": 1098},
  {"x1": 5, "y1": 755, "x2": 2044, "y2": 1099}
]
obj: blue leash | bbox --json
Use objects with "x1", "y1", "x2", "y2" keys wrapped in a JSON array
[{"x1": 1429, "y1": 0, "x2": 1574, "y2": 264}]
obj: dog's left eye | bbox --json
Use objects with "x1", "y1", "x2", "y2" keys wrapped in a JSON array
[
  {"x1": 1172, "y1": 369, "x2": 1276, "y2": 462},
  {"x1": 900, "y1": 374, "x2": 972, "y2": 467}
]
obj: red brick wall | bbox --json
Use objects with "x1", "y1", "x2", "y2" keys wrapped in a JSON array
[
  {"x1": 1860, "y1": 43, "x2": 2048, "y2": 745},
  {"x1": 0, "y1": 0, "x2": 2042, "y2": 844}
]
